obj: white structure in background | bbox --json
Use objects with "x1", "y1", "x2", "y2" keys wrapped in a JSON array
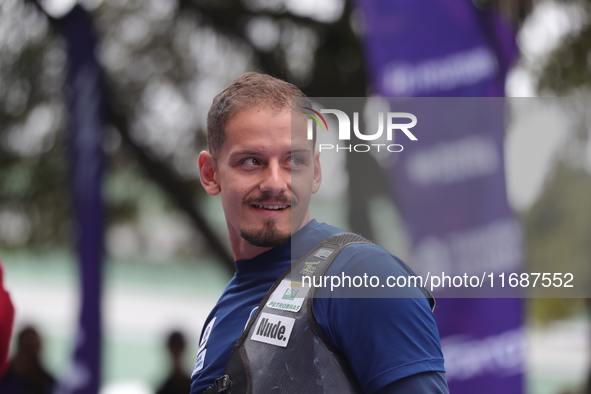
[
  {"x1": 100, "y1": 382, "x2": 152, "y2": 394},
  {"x1": 505, "y1": 0, "x2": 591, "y2": 211}
]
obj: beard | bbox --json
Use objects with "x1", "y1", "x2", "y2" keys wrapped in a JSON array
[{"x1": 240, "y1": 218, "x2": 291, "y2": 247}]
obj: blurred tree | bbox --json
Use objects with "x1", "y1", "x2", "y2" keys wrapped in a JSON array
[
  {"x1": 0, "y1": 0, "x2": 372, "y2": 269},
  {"x1": 537, "y1": 0, "x2": 591, "y2": 94},
  {"x1": 524, "y1": 161, "x2": 591, "y2": 323},
  {"x1": 5, "y1": 0, "x2": 590, "y2": 271},
  {"x1": 522, "y1": 0, "x2": 591, "y2": 332},
  {"x1": 0, "y1": 0, "x2": 68, "y2": 249}
]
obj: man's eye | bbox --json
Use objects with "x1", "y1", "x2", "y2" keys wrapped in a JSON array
[
  {"x1": 241, "y1": 158, "x2": 260, "y2": 166},
  {"x1": 289, "y1": 157, "x2": 304, "y2": 166}
]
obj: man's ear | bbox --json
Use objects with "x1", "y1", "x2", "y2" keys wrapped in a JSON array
[
  {"x1": 198, "y1": 151, "x2": 221, "y2": 196},
  {"x1": 312, "y1": 150, "x2": 322, "y2": 194}
]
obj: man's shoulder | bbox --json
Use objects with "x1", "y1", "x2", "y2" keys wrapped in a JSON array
[
  {"x1": 300, "y1": 221, "x2": 413, "y2": 274},
  {"x1": 321, "y1": 239, "x2": 431, "y2": 301},
  {"x1": 299, "y1": 220, "x2": 345, "y2": 241},
  {"x1": 292, "y1": 220, "x2": 347, "y2": 256},
  {"x1": 298, "y1": 220, "x2": 374, "y2": 251},
  {"x1": 334, "y1": 241, "x2": 414, "y2": 276},
  {"x1": 299, "y1": 221, "x2": 420, "y2": 281}
]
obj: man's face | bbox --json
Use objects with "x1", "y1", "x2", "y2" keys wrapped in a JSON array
[{"x1": 199, "y1": 106, "x2": 321, "y2": 256}]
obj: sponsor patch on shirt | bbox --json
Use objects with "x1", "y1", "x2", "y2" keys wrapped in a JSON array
[
  {"x1": 251, "y1": 312, "x2": 295, "y2": 347},
  {"x1": 300, "y1": 261, "x2": 321, "y2": 276},
  {"x1": 198, "y1": 316, "x2": 216, "y2": 353},
  {"x1": 313, "y1": 247, "x2": 334, "y2": 259},
  {"x1": 192, "y1": 349, "x2": 207, "y2": 376},
  {"x1": 266, "y1": 280, "x2": 309, "y2": 312}
]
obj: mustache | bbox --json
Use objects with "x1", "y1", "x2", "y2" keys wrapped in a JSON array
[{"x1": 243, "y1": 194, "x2": 295, "y2": 206}]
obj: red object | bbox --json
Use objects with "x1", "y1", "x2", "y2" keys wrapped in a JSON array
[{"x1": 0, "y1": 260, "x2": 15, "y2": 377}]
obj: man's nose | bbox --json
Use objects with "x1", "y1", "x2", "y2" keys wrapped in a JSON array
[{"x1": 260, "y1": 161, "x2": 289, "y2": 194}]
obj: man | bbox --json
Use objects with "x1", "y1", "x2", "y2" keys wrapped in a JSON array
[
  {"x1": 156, "y1": 331, "x2": 192, "y2": 394},
  {"x1": 192, "y1": 72, "x2": 448, "y2": 393}
]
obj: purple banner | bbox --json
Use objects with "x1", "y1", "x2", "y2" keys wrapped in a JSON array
[
  {"x1": 356, "y1": 0, "x2": 523, "y2": 392},
  {"x1": 58, "y1": 5, "x2": 105, "y2": 394},
  {"x1": 358, "y1": 0, "x2": 516, "y2": 97}
]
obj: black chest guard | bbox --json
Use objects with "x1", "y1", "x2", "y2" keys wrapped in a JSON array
[{"x1": 204, "y1": 233, "x2": 372, "y2": 394}]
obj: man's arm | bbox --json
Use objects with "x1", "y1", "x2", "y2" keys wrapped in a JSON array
[
  {"x1": 376, "y1": 371, "x2": 449, "y2": 394},
  {"x1": 313, "y1": 244, "x2": 447, "y2": 393}
]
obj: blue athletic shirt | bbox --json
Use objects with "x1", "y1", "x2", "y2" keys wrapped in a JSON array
[{"x1": 190, "y1": 219, "x2": 446, "y2": 394}]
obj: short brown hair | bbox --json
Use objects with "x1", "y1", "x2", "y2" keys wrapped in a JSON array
[{"x1": 206, "y1": 72, "x2": 310, "y2": 156}]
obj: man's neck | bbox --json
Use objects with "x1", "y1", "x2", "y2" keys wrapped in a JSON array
[{"x1": 231, "y1": 241, "x2": 274, "y2": 261}]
